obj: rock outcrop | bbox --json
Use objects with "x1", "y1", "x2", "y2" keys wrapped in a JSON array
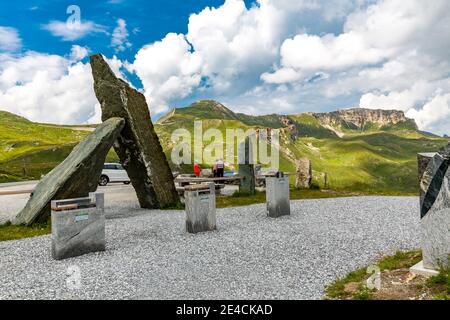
[
  {"x1": 312, "y1": 108, "x2": 417, "y2": 131},
  {"x1": 418, "y1": 143, "x2": 450, "y2": 269},
  {"x1": 90, "y1": 54, "x2": 179, "y2": 209},
  {"x1": 14, "y1": 118, "x2": 125, "y2": 225},
  {"x1": 295, "y1": 158, "x2": 312, "y2": 189}
]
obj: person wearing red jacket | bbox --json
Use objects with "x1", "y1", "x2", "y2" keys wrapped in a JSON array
[{"x1": 193, "y1": 162, "x2": 201, "y2": 177}]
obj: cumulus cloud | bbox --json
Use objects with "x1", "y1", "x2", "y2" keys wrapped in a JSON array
[
  {"x1": 128, "y1": 33, "x2": 202, "y2": 114},
  {"x1": 0, "y1": 52, "x2": 98, "y2": 124},
  {"x1": 111, "y1": 18, "x2": 132, "y2": 52},
  {"x1": 0, "y1": 26, "x2": 21, "y2": 52},
  {"x1": 42, "y1": 20, "x2": 107, "y2": 41},
  {"x1": 2, "y1": 0, "x2": 450, "y2": 135},
  {"x1": 69, "y1": 45, "x2": 90, "y2": 61},
  {"x1": 129, "y1": 0, "x2": 292, "y2": 114}
]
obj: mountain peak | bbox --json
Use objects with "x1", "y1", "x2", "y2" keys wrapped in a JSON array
[{"x1": 158, "y1": 100, "x2": 238, "y2": 124}]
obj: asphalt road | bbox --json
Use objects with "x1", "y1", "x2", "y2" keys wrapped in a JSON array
[{"x1": 0, "y1": 181, "x2": 239, "y2": 224}]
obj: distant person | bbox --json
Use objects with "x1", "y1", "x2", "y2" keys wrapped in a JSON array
[
  {"x1": 193, "y1": 162, "x2": 202, "y2": 177},
  {"x1": 216, "y1": 159, "x2": 224, "y2": 177}
]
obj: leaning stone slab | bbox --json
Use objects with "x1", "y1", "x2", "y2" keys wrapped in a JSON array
[
  {"x1": 51, "y1": 193, "x2": 105, "y2": 260},
  {"x1": 185, "y1": 183, "x2": 216, "y2": 234},
  {"x1": 266, "y1": 172, "x2": 290, "y2": 218},
  {"x1": 14, "y1": 118, "x2": 125, "y2": 226},
  {"x1": 90, "y1": 54, "x2": 179, "y2": 209},
  {"x1": 417, "y1": 144, "x2": 450, "y2": 270}
]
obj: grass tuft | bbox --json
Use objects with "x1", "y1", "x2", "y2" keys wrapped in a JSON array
[{"x1": 0, "y1": 220, "x2": 51, "y2": 242}]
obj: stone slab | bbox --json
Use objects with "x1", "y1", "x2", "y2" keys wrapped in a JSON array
[{"x1": 13, "y1": 118, "x2": 125, "y2": 225}]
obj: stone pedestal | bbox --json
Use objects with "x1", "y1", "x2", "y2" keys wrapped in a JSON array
[
  {"x1": 51, "y1": 193, "x2": 105, "y2": 260},
  {"x1": 266, "y1": 173, "x2": 290, "y2": 218},
  {"x1": 415, "y1": 148, "x2": 450, "y2": 272},
  {"x1": 185, "y1": 183, "x2": 216, "y2": 234}
]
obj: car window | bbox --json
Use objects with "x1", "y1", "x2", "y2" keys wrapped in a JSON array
[
  {"x1": 116, "y1": 165, "x2": 124, "y2": 170},
  {"x1": 104, "y1": 164, "x2": 116, "y2": 170}
]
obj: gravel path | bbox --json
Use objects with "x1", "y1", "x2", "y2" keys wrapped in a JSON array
[{"x1": 0, "y1": 196, "x2": 420, "y2": 300}]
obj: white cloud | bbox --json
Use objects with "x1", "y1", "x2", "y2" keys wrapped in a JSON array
[
  {"x1": 129, "y1": 0, "x2": 291, "y2": 114},
  {"x1": 0, "y1": 26, "x2": 21, "y2": 52},
  {"x1": 42, "y1": 20, "x2": 107, "y2": 41},
  {"x1": 111, "y1": 18, "x2": 132, "y2": 52},
  {"x1": 70, "y1": 45, "x2": 90, "y2": 61},
  {"x1": 0, "y1": 52, "x2": 99, "y2": 124},
  {"x1": 406, "y1": 94, "x2": 450, "y2": 135},
  {"x1": 129, "y1": 33, "x2": 202, "y2": 114}
]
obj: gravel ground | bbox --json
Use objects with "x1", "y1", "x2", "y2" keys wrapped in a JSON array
[{"x1": 0, "y1": 196, "x2": 420, "y2": 300}]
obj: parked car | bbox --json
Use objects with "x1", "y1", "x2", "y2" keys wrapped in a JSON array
[
  {"x1": 224, "y1": 171, "x2": 237, "y2": 177},
  {"x1": 99, "y1": 163, "x2": 131, "y2": 186}
]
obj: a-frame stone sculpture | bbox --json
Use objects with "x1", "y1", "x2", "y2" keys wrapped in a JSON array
[
  {"x1": 90, "y1": 54, "x2": 179, "y2": 209},
  {"x1": 13, "y1": 53, "x2": 180, "y2": 225}
]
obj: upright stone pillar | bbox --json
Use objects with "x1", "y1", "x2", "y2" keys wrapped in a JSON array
[
  {"x1": 238, "y1": 136, "x2": 256, "y2": 195},
  {"x1": 295, "y1": 158, "x2": 312, "y2": 189},
  {"x1": 90, "y1": 54, "x2": 179, "y2": 209},
  {"x1": 413, "y1": 146, "x2": 450, "y2": 273}
]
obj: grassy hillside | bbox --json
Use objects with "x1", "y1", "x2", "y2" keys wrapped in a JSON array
[
  {"x1": 0, "y1": 111, "x2": 113, "y2": 182},
  {"x1": 1, "y1": 103, "x2": 448, "y2": 195},
  {"x1": 156, "y1": 101, "x2": 448, "y2": 195}
]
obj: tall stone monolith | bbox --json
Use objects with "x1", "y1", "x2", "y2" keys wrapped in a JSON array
[
  {"x1": 90, "y1": 54, "x2": 179, "y2": 209},
  {"x1": 238, "y1": 136, "x2": 256, "y2": 195},
  {"x1": 13, "y1": 118, "x2": 125, "y2": 226},
  {"x1": 418, "y1": 144, "x2": 450, "y2": 270}
]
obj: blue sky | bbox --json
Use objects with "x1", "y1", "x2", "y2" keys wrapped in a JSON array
[
  {"x1": 1, "y1": 1, "x2": 253, "y2": 61},
  {"x1": 0, "y1": 0, "x2": 449, "y2": 135}
]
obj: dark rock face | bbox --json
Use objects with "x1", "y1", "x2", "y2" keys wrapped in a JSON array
[
  {"x1": 90, "y1": 54, "x2": 179, "y2": 209},
  {"x1": 238, "y1": 137, "x2": 256, "y2": 195},
  {"x1": 420, "y1": 144, "x2": 450, "y2": 219},
  {"x1": 418, "y1": 153, "x2": 437, "y2": 200},
  {"x1": 14, "y1": 118, "x2": 125, "y2": 226}
]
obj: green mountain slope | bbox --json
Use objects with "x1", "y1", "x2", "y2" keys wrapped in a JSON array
[
  {"x1": 0, "y1": 111, "x2": 92, "y2": 182},
  {"x1": 156, "y1": 101, "x2": 448, "y2": 194},
  {"x1": 0, "y1": 102, "x2": 448, "y2": 195}
]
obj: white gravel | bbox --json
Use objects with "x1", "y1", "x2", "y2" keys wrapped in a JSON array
[{"x1": 0, "y1": 196, "x2": 420, "y2": 300}]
